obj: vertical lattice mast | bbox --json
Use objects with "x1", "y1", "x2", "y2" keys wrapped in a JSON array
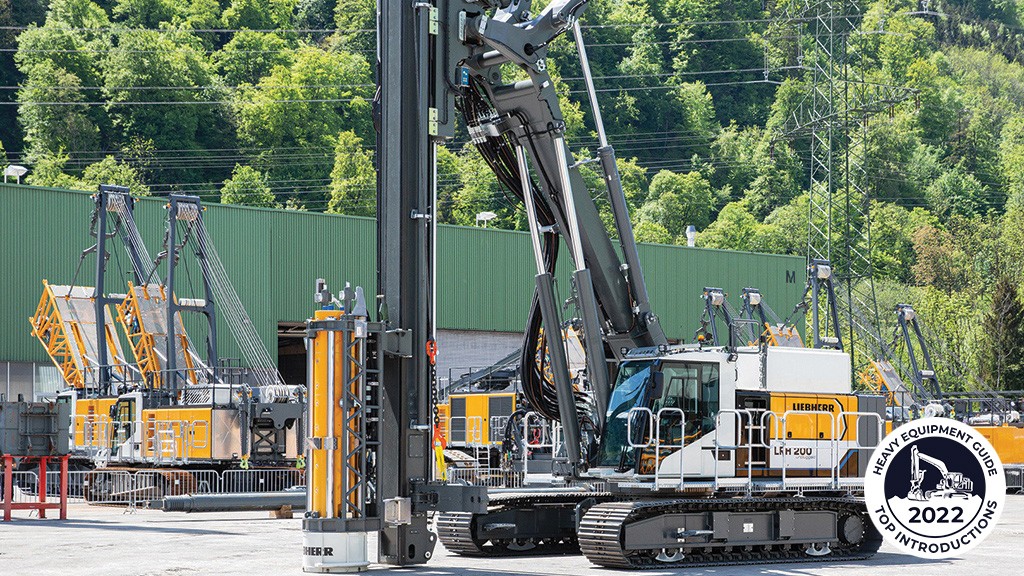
[{"x1": 781, "y1": 1, "x2": 914, "y2": 372}]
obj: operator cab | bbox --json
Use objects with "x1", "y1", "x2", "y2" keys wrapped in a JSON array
[{"x1": 595, "y1": 348, "x2": 725, "y2": 477}]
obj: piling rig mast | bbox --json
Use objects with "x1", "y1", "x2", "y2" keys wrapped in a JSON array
[{"x1": 695, "y1": 288, "x2": 738, "y2": 347}]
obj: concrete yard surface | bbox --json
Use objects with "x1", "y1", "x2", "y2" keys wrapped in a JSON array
[{"x1": 1, "y1": 497, "x2": 1022, "y2": 576}]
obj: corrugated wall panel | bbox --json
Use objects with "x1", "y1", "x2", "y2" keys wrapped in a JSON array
[{"x1": 0, "y1": 184, "x2": 804, "y2": 364}]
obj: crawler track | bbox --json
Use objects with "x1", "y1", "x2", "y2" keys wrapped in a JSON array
[
  {"x1": 437, "y1": 491, "x2": 610, "y2": 556},
  {"x1": 577, "y1": 497, "x2": 882, "y2": 569}
]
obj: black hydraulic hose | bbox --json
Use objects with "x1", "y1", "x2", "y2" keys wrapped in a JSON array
[{"x1": 460, "y1": 80, "x2": 599, "y2": 428}]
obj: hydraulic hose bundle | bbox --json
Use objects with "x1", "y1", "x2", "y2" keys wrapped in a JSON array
[{"x1": 457, "y1": 78, "x2": 588, "y2": 427}]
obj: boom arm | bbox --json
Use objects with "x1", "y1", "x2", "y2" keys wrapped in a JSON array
[{"x1": 455, "y1": 0, "x2": 667, "y2": 458}]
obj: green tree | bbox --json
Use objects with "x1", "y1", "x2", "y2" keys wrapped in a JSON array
[
  {"x1": 751, "y1": 194, "x2": 809, "y2": 255},
  {"x1": 633, "y1": 220, "x2": 672, "y2": 245},
  {"x1": 233, "y1": 46, "x2": 372, "y2": 200},
  {"x1": 25, "y1": 152, "x2": 82, "y2": 189},
  {"x1": 983, "y1": 275, "x2": 1024, "y2": 390},
  {"x1": 617, "y1": 156, "x2": 650, "y2": 211},
  {"x1": 327, "y1": 130, "x2": 375, "y2": 216},
  {"x1": 112, "y1": 0, "x2": 179, "y2": 27},
  {"x1": 867, "y1": 201, "x2": 937, "y2": 283},
  {"x1": 862, "y1": 116, "x2": 925, "y2": 208},
  {"x1": 175, "y1": 0, "x2": 221, "y2": 32},
  {"x1": 436, "y1": 144, "x2": 461, "y2": 224},
  {"x1": 221, "y1": 0, "x2": 297, "y2": 30},
  {"x1": 999, "y1": 115, "x2": 1024, "y2": 211},
  {"x1": 924, "y1": 164, "x2": 988, "y2": 218},
  {"x1": 637, "y1": 170, "x2": 715, "y2": 240},
  {"x1": 79, "y1": 155, "x2": 150, "y2": 196},
  {"x1": 25, "y1": 152, "x2": 150, "y2": 195},
  {"x1": 15, "y1": 14, "x2": 107, "y2": 161},
  {"x1": 295, "y1": 0, "x2": 336, "y2": 42},
  {"x1": 911, "y1": 224, "x2": 968, "y2": 293},
  {"x1": 101, "y1": 30, "x2": 221, "y2": 184},
  {"x1": 450, "y1": 144, "x2": 516, "y2": 228},
  {"x1": 697, "y1": 201, "x2": 760, "y2": 251},
  {"x1": 46, "y1": 0, "x2": 110, "y2": 30},
  {"x1": 17, "y1": 59, "x2": 101, "y2": 160},
  {"x1": 221, "y1": 164, "x2": 275, "y2": 207},
  {"x1": 332, "y1": 0, "x2": 374, "y2": 52},
  {"x1": 215, "y1": 31, "x2": 292, "y2": 86}
]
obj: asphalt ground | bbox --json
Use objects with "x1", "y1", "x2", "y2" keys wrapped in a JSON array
[{"x1": 1, "y1": 496, "x2": 1021, "y2": 575}]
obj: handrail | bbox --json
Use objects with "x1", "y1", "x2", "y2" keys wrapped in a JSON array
[
  {"x1": 712, "y1": 408, "x2": 754, "y2": 492},
  {"x1": 654, "y1": 407, "x2": 686, "y2": 488},
  {"x1": 520, "y1": 411, "x2": 560, "y2": 480},
  {"x1": 780, "y1": 410, "x2": 837, "y2": 490},
  {"x1": 836, "y1": 411, "x2": 884, "y2": 485},
  {"x1": 626, "y1": 407, "x2": 654, "y2": 448},
  {"x1": 446, "y1": 415, "x2": 484, "y2": 446}
]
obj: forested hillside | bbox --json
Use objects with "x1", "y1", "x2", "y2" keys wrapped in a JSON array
[{"x1": 1, "y1": 0, "x2": 1023, "y2": 389}]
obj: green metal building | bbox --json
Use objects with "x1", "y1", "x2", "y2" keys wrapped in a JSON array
[{"x1": 0, "y1": 183, "x2": 805, "y2": 396}]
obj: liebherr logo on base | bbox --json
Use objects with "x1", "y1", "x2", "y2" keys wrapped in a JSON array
[
  {"x1": 865, "y1": 417, "x2": 1005, "y2": 559},
  {"x1": 791, "y1": 402, "x2": 835, "y2": 412}
]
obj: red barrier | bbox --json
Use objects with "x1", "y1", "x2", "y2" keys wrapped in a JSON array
[{"x1": 1, "y1": 454, "x2": 69, "y2": 521}]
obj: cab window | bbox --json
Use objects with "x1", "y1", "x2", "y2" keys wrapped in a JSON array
[{"x1": 651, "y1": 362, "x2": 720, "y2": 444}]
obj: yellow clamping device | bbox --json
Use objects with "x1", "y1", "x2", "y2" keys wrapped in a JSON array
[{"x1": 303, "y1": 307, "x2": 374, "y2": 573}]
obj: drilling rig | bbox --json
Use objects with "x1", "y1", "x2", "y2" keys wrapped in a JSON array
[{"x1": 302, "y1": 1, "x2": 887, "y2": 571}]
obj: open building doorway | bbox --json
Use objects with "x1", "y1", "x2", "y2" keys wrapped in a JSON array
[{"x1": 277, "y1": 322, "x2": 307, "y2": 386}]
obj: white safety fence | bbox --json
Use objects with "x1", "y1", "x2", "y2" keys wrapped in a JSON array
[
  {"x1": 3, "y1": 468, "x2": 305, "y2": 512},
  {"x1": 446, "y1": 467, "x2": 524, "y2": 489},
  {"x1": 1, "y1": 471, "x2": 44, "y2": 505}
]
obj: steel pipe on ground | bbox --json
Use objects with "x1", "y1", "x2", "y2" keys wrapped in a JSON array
[{"x1": 159, "y1": 490, "x2": 306, "y2": 513}]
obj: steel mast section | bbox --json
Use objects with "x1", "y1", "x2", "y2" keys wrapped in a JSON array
[
  {"x1": 895, "y1": 304, "x2": 941, "y2": 401},
  {"x1": 89, "y1": 184, "x2": 155, "y2": 393}
]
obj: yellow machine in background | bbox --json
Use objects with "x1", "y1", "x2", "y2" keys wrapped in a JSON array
[
  {"x1": 29, "y1": 188, "x2": 305, "y2": 497},
  {"x1": 445, "y1": 392, "x2": 516, "y2": 447},
  {"x1": 30, "y1": 281, "x2": 130, "y2": 390}
]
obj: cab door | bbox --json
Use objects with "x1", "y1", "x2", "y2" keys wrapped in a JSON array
[
  {"x1": 649, "y1": 361, "x2": 728, "y2": 478},
  {"x1": 109, "y1": 397, "x2": 138, "y2": 460}
]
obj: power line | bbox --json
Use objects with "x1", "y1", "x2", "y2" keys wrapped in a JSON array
[
  {"x1": 0, "y1": 25, "x2": 373, "y2": 34},
  {"x1": 6, "y1": 97, "x2": 359, "y2": 106}
]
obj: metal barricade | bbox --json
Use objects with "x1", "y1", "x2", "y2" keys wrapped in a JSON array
[
  {"x1": 81, "y1": 469, "x2": 136, "y2": 509},
  {"x1": 221, "y1": 469, "x2": 304, "y2": 494},
  {"x1": 48, "y1": 470, "x2": 90, "y2": 501},
  {"x1": 3, "y1": 471, "x2": 40, "y2": 505},
  {"x1": 190, "y1": 469, "x2": 220, "y2": 494}
]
